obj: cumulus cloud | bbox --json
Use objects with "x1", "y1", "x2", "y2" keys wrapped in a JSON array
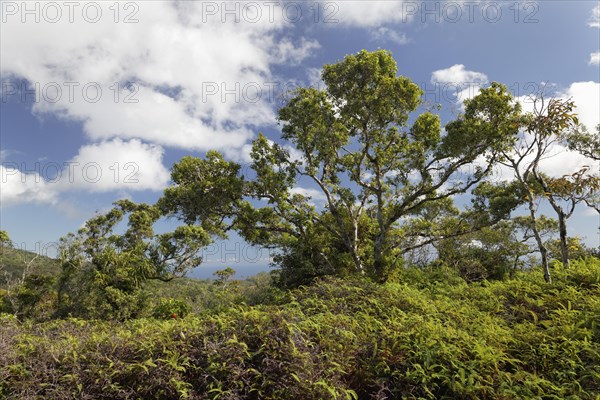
[
  {"x1": 431, "y1": 64, "x2": 488, "y2": 86},
  {"x1": 330, "y1": 1, "x2": 413, "y2": 27},
  {"x1": 60, "y1": 139, "x2": 171, "y2": 193},
  {"x1": 589, "y1": 52, "x2": 600, "y2": 66},
  {"x1": 271, "y1": 38, "x2": 321, "y2": 66},
  {"x1": 0, "y1": 165, "x2": 57, "y2": 207},
  {"x1": 0, "y1": 1, "x2": 325, "y2": 207},
  {"x1": 559, "y1": 81, "x2": 600, "y2": 132},
  {"x1": 435, "y1": 71, "x2": 599, "y2": 183},
  {"x1": 0, "y1": 2, "x2": 318, "y2": 160},
  {"x1": 0, "y1": 150, "x2": 13, "y2": 163},
  {"x1": 0, "y1": 139, "x2": 170, "y2": 209},
  {"x1": 505, "y1": 81, "x2": 599, "y2": 180},
  {"x1": 431, "y1": 64, "x2": 488, "y2": 106}
]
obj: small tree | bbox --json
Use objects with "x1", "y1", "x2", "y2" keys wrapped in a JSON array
[
  {"x1": 57, "y1": 200, "x2": 211, "y2": 319},
  {"x1": 213, "y1": 267, "x2": 237, "y2": 291},
  {"x1": 527, "y1": 98, "x2": 598, "y2": 270}
]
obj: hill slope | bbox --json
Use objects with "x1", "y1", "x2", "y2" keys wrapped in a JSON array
[{"x1": 0, "y1": 246, "x2": 61, "y2": 287}]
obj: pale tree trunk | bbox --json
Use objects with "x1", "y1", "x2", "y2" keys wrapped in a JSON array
[
  {"x1": 527, "y1": 196, "x2": 551, "y2": 283},
  {"x1": 351, "y1": 219, "x2": 364, "y2": 275},
  {"x1": 557, "y1": 213, "x2": 570, "y2": 269},
  {"x1": 351, "y1": 249, "x2": 364, "y2": 275}
]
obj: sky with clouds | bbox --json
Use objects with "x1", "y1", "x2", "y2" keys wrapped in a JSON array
[{"x1": 1, "y1": 0, "x2": 599, "y2": 278}]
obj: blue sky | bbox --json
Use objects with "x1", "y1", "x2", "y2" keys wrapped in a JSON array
[{"x1": 1, "y1": 0, "x2": 599, "y2": 278}]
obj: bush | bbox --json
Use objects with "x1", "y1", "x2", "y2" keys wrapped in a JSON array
[
  {"x1": 1, "y1": 258, "x2": 599, "y2": 399},
  {"x1": 152, "y1": 298, "x2": 191, "y2": 320}
]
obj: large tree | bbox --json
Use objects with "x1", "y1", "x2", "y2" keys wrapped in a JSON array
[
  {"x1": 160, "y1": 51, "x2": 525, "y2": 283},
  {"x1": 234, "y1": 51, "x2": 521, "y2": 282}
]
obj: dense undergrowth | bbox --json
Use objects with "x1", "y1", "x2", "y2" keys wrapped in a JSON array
[{"x1": 1, "y1": 258, "x2": 599, "y2": 400}]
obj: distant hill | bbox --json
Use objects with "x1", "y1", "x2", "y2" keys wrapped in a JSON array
[
  {"x1": 0, "y1": 245, "x2": 267, "y2": 290},
  {"x1": 0, "y1": 246, "x2": 61, "y2": 287}
]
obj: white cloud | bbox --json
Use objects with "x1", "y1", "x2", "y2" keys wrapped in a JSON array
[
  {"x1": 0, "y1": 139, "x2": 170, "y2": 208},
  {"x1": 431, "y1": 64, "x2": 488, "y2": 85},
  {"x1": 60, "y1": 139, "x2": 170, "y2": 193},
  {"x1": 471, "y1": 142, "x2": 597, "y2": 185},
  {"x1": 0, "y1": 150, "x2": 12, "y2": 163},
  {"x1": 449, "y1": 77, "x2": 600, "y2": 183},
  {"x1": 271, "y1": 38, "x2": 321, "y2": 66},
  {"x1": 589, "y1": 4, "x2": 600, "y2": 28},
  {"x1": 0, "y1": 2, "x2": 318, "y2": 158},
  {"x1": 371, "y1": 27, "x2": 411, "y2": 45},
  {"x1": 537, "y1": 144, "x2": 597, "y2": 179},
  {"x1": 289, "y1": 186, "x2": 326, "y2": 205},
  {"x1": 330, "y1": 1, "x2": 413, "y2": 27},
  {"x1": 224, "y1": 143, "x2": 254, "y2": 164},
  {"x1": 431, "y1": 64, "x2": 488, "y2": 106},
  {"x1": 0, "y1": 1, "x2": 325, "y2": 204},
  {"x1": 0, "y1": 165, "x2": 57, "y2": 207},
  {"x1": 560, "y1": 81, "x2": 600, "y2": 132},
  {"x1": 506, "y1": 81, "x2": 600, "y2": 180},
  {"x1": 283, "y1": 145, "x2": 307, "y2": 165},
  {"x1": 589, "y1": 52, "x2": 600, "y2": 66}
]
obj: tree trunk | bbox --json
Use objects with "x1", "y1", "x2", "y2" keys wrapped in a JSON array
[
  {"x1": 373, "y1": 231, "x2": 388, "y2": 282},
  {"x1": 527, "y1": 197, "x2": 551, "y2": 283},
  {"x1": 351, "y1": 247, "x2": 364, "y2": 275},
  {"x1": 558, "y1": 213, "x2": 570, "y2": 269},
  {"x1": 532, "y1": 169, "x2": 571, "y2": 270}
]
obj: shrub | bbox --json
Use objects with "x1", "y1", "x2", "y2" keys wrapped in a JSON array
[
  {"x1": 152, "y1": 298, "x2": 191, "y2": 320},
  {"x1": 1, "y1": 258, "x2": 599, "y2": 399}
]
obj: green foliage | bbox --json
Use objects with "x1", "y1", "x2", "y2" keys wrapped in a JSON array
[
  {"x1": 213, "y1": 267, "x2": 236, "y2": 288},
  {"x1": 0, "y1": 243, "x2": 61, "y2": 321},
  {"x1": 546, "y1": 237, "x2": 598, "y2": 262},
  {"x1": 0, "y1": 230, "x2": 12, "y2": 248},
  {"x1": 57, "y1": 200, "x2": 211, "y2": 320},
  {"x1": 2, "y1": 258, "x2": 599, "y2": 399},
  {"x1": 158, "y1": 152, "x2": 245, "y2": 234},
  {"x1": 566, "y1": 123, "x2": 600, "y2": 161},
  {"x1": 4, "y1": 49, "x2": 598, "y2": 398},
  {"x1": 152, "y1": 298, "x2": 191, "y2": 320},
  {"x1": 219, "y1": 52, "x2": 522, "y2": 285},
  {"x1": 152, "y1": 51, "x2": 531, "y2": 286},
  {"x1": 436, "y1": 225, "x2": 520, "y2": 281},
  {"x1": 0, "y1": 246, "x2": 60, "y2": 288},
  {"x1": 0, "y1": 274, "x2": 56, "y2": 320}
]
